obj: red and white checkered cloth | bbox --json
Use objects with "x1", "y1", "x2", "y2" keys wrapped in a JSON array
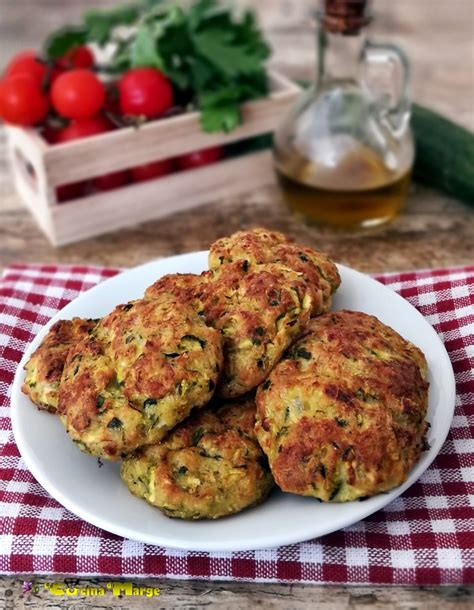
[{"x1": 0, "y1": 263, "x2": 473, "y2": 585}]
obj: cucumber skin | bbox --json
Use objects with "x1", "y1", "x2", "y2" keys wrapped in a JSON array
[{"x1": 412, "y1": 104, "x2": 474, "y2": 205}]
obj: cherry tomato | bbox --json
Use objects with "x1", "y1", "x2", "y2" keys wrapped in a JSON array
[
  {"x1": 5, "y1": 50, "x2": 62, "y2": 88},
  {"x1": 51, "y1": 69, "x2": 105, "y2": 119},
  {"x1": 58, "y1": 46, "x2": 94, "y2": 69},
  {"x1": 119, "y1": 68, "x2": 173, "y2": 119},
  {"x1": 177, "y1": 146, "x2": 224, "y2": 171},
  {"x1": 92, "y1": 170, "x2": 130, "y2": 192},
  {"x1": 55, "y1": 116, "x2": 111, "y2": 143},
  {"x1": 56, "y1": 181, "x2": 88, "y2": 203},
  {"x1": 0, "y1": 74, "x2": 49, "y2": 126},
  {"x1": 131, "y1": 158, "x2": 175, "y2": 182},
  {"x1": 4, "y1": 50, "x2": 46, "y2": 83}
]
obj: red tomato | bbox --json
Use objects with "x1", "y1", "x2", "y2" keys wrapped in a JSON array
[
  {"x1": 58, "y1": 46, "x2": 94, "y2": 69},
  {"x1": 92, "y1": 170, "x2": 129, "y2": 191},
  {"x1": 0, "y1": 74, "x2": 49, "y2": 126},
  {"x1": 119, "y1": 68, "x2": 173, "y2": 119},
  {"x1": 5, "y1": 50, "x2": 62, "y2": 87},
  {"x1": 131, "y1": 158, "x2": 175, "y2": 182},
  {"x1": 55, "y1": 116, "x2": 111, "y2": 144},
  {"x1": 51, "y1": 69, "x2": 105, "y2": 119},
  {"x1": 56, "y1": 181, "x2": 88, "y2": 203},
  {"x1": 4, "y1": 50, "x2": 46, "y2": 83},
  {"x1": 177, "y1": 146, "x2": 224, "y2": 171}
]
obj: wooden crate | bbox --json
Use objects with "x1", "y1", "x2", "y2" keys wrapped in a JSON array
[{"x1": 6, "y1": 71, "x2": 300, "y2": 246}]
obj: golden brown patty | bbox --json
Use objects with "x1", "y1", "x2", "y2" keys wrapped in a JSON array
[
  {"x1": 22, "y1": 318, "x2": 98, "y2": 413},
  {"x1": 145, "y1": 266, "x2": 313, "y2": 399},
  {"x1": 200, "y1": 261, "x2": 313, "y2": 398},
  {"x1": 121, "y1": 396, "x2": 274, "y2": 519},
  {"x1": 58, "y1": 294, "x2": 223, "y2": 460},
  {"x1": 209, "y1": 228, "x2": 340, "y2": 315},
  {"x1": 255, "y1": 311, "x2": 429, "y2": 502}
]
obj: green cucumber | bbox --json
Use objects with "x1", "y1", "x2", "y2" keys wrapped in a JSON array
[{"x1": 412, "y1": 104, "x2": 474, "y2": 205}]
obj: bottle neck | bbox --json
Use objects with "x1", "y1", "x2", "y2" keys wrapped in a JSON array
[{"x1": 316, "y1": 28, "x2": 367, "y2": 86}]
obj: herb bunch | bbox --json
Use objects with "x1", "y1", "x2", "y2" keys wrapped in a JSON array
[{"x1": 44, "y1": 0, "x2": 271, "y2": 132}]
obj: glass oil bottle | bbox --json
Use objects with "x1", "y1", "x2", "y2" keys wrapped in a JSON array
[{"x1": 273, "y1": 0, "x2": 414, "y2": 230}]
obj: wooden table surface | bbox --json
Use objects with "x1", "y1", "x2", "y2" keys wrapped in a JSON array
[{"x1": 0, "y1": 1, "x2": 473, "y2": 608}]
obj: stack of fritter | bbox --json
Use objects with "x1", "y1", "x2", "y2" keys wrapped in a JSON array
[{"x1": 22, "y1": 228, "x2": 429, "y2": 520}]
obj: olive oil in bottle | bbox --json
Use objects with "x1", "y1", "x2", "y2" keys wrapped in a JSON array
[
  {"x1": 275, "y1": 140, "x2": 412, "y2": 229},
  {"x1": 273, "y1": 0, "x2": 414, "y2": 230}
]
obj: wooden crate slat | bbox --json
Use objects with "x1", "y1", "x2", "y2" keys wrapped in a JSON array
[
  {"x1": 50, "y1": 151, "x2": 275, "y2": 246},
  {"x1": 9, "y1": 161, "x2": 55, "y2": 242},
  {"x1": 6, "y1": 126, "x2": 56, "y2": 239}
]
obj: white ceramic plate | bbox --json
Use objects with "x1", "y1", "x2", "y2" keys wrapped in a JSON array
[{"x1": 11, "y1": 252, "x2": 455, "y2": 552}]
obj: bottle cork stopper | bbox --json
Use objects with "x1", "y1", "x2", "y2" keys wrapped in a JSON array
[{"x1": 320, "y1": 0, "x2": 372, "y2": 34}]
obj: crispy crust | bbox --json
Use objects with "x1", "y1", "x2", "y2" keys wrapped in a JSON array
[
  {"x1": 209, "y1": 228, "x2": 340, "y2": 315},
  {"x1": 209, "y1": 228, "x2": 291, "y2": 265},
  {"x1": 121, "y1": 396, "x2": 274, "y2": 519},
  {"x1": 22, "y1": 318, "x2": 98, "y2": 413},
  {"x1": 200, "y1": 261, "x2": 313, "y2": 398},
  {"x1": 144, "y1": 273, "x2": 203, "y2": 303},
  {"x1": 255, "y1": 311, "x2": 429, "y2": 502},
  {"x1": 58, "y1": 294, "x2": 223, "y2": 460}
]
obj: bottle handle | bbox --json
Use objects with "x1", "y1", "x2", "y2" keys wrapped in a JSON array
[{"x1": 363, "y1": 40, "x2": 411, "y2": 138}]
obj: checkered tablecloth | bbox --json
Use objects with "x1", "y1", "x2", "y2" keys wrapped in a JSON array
[{"x1": 0, "y1": 263, "x2": 473, "y2": 585}]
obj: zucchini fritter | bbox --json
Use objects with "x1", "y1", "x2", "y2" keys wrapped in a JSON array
[
  {"x1": 209, "y1": 227, "x2": 340, "y2": 315},
  {"x1": 201, "y1": 261, "x2": 313, "y2": 398},
  {"x1": 255, "y1": 311, "x2": 429, "y2": 502},
  {"x1": 58, "y1": 295, "x2": 223, "y2": 460},
  {"x1": 22, "y1": 317, "x2": 98, "y2": 413},
  {"x1": 145, "y1": 265, "x2": 313, "y2": 399},
  {"x1": 121, "y1": 396, "x2": 274, "y2": 519}
]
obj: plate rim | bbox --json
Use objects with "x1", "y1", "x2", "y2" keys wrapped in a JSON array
[{"x1": 10, "y1": 252, "x2": 456, "y2": 551}]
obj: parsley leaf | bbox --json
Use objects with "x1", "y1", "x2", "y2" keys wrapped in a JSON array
[
  {"x1": 201, "y1": 103, "x2": 241, "y2": 133},
  {"x1": 44, "y1": 26, "x2": 88, "y2": 59},
  {"x1": 192, "y1": 29, "x2": 264, "y2": 78},
  {"x1": 130, "y1": 25, "x2": 165, "y2": 70},
  {"x1": 84, "y1": 5, "x2": 142, "y2": 46}
]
